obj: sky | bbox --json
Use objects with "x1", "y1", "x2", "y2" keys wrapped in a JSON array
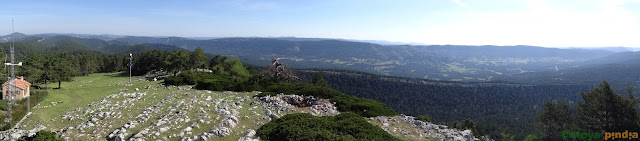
[{"x1": 1, "y1": 0, "x2": 640, "y2": 47}]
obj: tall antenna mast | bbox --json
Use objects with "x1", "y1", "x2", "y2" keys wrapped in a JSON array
[
  {"x1": 5, "y1": 19, "x2": 22, "y2": 128},
  {"x1": 5, "y1": 19, "x2": 14, "y2": 127}
]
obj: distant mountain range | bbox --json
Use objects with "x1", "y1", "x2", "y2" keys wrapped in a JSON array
[
  {"x1": 569, "y1": 47, "x2": 640, "y2": 52},
  {"x1": 3, "y1": 33, "x2": 640, "y2": 85}
]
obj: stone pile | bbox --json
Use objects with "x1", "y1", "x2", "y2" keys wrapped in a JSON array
[
  {"x1": 309, "y1": 103, "x2": 339, "y2": 116},
  {"x1": 257, "y1": 94, "x2": 339, "y2": 117}
]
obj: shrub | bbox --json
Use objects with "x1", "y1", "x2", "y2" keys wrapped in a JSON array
[
  {"x1": 416, "y1": 115, "x2": 432, "y2": 123},
  {"x1": 0, "y1": 100, "x2": 7, "y2": 111},
  {"x1": 25, "y1": 130, "x2": 63, "y2": 141},
  {"x1": 195, "y1": 79, "x2": 225, "y2": 91},
  {"x1": 257, "y1": 112, "x2": 400, "y2": 141},
  {"x1": 331, "y1": 95, "x2": 397, "y2": 117},
  {"x1": 163, "y1": 76, "x2": 185, "y2": 85}
]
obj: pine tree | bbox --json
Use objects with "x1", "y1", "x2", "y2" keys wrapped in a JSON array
[
  {"x1": 189, "y1": 47, "x2": 208, "y2": 70},
  {"x1": 534, "y1": 101, "x2": 575, "y2": 140},
  {"x1": 169, "y1": 49, "x2": 189, "y2": 76},
  {"x1": 312, "y1": 70, "x2": 329, "y2": 87},
  {"x1": 209, "y1": 55, "x2": 228, "y2": 75},
  {"x1": 578, "y1": 81, "x2": 639, "y2": 133},
  {"x1": 44, "y1": 56, "x2": 72, "y2": 89},
  {"x1": 20, "y1": 53, "x2": 45, "y2": 83}
]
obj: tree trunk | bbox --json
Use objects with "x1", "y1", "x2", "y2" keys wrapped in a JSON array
[{"x1": 58, "y1": 80, "x2": 61, "y2": 89}]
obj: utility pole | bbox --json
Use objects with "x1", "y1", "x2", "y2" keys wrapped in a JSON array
[
  {"x1": 27, "y1": 91, "x2": 29, "y2": 113},
  {"x1": 4, "y1": 19, "x2": 22, "y2": 128},
  {"x1": 129, "y1": 53, "x2": 132, "y2": 84}
]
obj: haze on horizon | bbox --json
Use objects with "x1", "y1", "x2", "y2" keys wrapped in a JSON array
[{"x1": 1, "y1": 0, "x2": 640, "y2": 48}]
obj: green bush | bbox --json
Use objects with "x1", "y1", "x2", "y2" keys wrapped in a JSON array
[
  {"x1": 164, "y1": 70, "x2": 262, "y2": 92},
  {"x1": 195, "y1": 79, "x2": 226, "y2": 91},
  {"x1": 262, "y1": 83, "x2": 301, "y2": 94},
  {"x1": 332, "y1": 95, "x2": 397, "y2": 117},
  {"x1": 163, "y1": 76, "x2": 186, "y2": 85},
  {"x1": 0, "y1": 100, "x2": 7, "y2": 111},
  {"x1": 416, "y1": 115, "x2": 432, "y2": 123},
  {"x1": 165, "y1": 71, "x2": 219, "y2": 86},
  {"x1": 25, "y1": 130, "x2": 64, "y2": 141},
  {"x1": 257, "y1": 112, "x2": 400, "y2": 141}
]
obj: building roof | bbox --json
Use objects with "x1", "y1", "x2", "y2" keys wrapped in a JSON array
[{"x1": 2, "y1": 77, "x2": 31, "y2": 89}]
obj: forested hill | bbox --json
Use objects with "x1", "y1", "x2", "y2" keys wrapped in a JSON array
[
  {"x1": 110, "y1": 36, "x2": 616, "y2": 82},
  {"x1": 2, "y1": 33, "x2": 622, "y2": 83},
  {"x1": 510, "y1": 51, "x2": 640, "y2": 86},
  {"x1": 11, "y1": 33, "x2": 636, "y2": 87}
]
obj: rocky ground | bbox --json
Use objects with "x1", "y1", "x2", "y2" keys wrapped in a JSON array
[
  {"x1": 0, "y1": 83, "x2": 340, "y2": 140},
  {"x1": 367, "y1": 115, "x2": 492, "y2": 141},
  {"x1": 0, "y1": 74, "x2": 487, "y2": 141}
]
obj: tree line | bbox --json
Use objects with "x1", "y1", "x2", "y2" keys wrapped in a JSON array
[
  {"x1": 529, "y1": 81, "x2": 639, "y2": 141},
  {"x1": 19, "y1": 52, "x2": 128, "y2": 88},
  {"x1": 132, "y1": 47, "x2": 208, "y2": 76},
  {"x1": 14, "y1": 46, "x2": 213, "y2": 89}
]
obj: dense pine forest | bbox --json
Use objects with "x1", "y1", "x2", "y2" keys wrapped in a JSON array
[{"x1": 296, "y1": 69, "x2": 639, "y2": 139}]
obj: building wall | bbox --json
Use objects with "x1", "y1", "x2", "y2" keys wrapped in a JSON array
[{"x1": 2, "y1": 85, "x2": 28, "y2": 100}]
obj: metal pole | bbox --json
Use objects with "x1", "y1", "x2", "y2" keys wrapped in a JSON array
[
  {"x1": 129, "y1": 53, "x2": 132, "y2": 84},
  {"x1": 129, "y1": 64, "x2": 131, "y2": 84},
  {"x1": 27, "y1": 93, "x2": 29, "y2": 113},
  {"x1": 5, "y1": 20, "x2": 23, "y2": 128},
  {"x1": 7, "y1": 19, "x2": 15, "y2": 128}
]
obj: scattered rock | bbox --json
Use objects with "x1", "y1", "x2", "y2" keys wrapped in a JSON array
[{"x1": 244, "y1": 129, "x2": 256, "y2": 137}]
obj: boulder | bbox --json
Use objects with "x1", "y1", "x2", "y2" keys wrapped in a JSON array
[
  {"x1": 115, "y1": 133, "x2": 125, "y2": 141},
  {"x1": 210, "y1": 127, "x2": 232, "y2": 137},
  {"x1": 461, "y1": 130, "x2": 475, "y2": 141},
  {"x1": 244, "y1": 129, "x2": 256, "y2": 137},
  {"x1": 269, "y1": 113, "x2": 279, "y2": 119},
  {"x1": 221, "y1": 116, "x2": 238, "y2": 128},
  {"x1": 10, "y1": 133, "x2": 22, "y2": 140},
  {"x1": 183, "y1": 127, "x2": 192, "y2": 132},
  {"x1": 159, "y1": 127, "x2": 169, "y2": 133},
  {"x1": 263, "y1": 109, "x2": 272, "y2": 115}
]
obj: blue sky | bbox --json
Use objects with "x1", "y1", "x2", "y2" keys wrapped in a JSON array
[{"x1": 1, "y1": 0, "x2": 640, "y2": 47}]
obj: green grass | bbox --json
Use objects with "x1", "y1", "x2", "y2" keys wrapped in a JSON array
[
  {"x1": 17, "y1": 73, "x2": 277, "y2": 140},
  {"x1": 23, "y1": 73, "x2": 142, "y2": 130}
]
